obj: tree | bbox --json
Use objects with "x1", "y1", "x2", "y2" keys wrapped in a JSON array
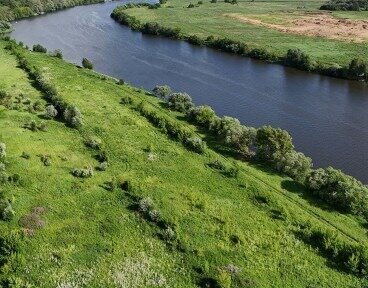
[
  {"x1": 64, "y1": 105, "x2": 83, "y2": 128},
  {"x1": 167, "y1": 92, "x2": 193, "y2": 112},
  {"x1": 45, "y1": 105, "x2": 58, "y2": 119},
  {"x1": 255, "y1": 125, "x2": 294, "y2": 162},
  {"x1": 82, "y1": 58, "x2": 93, "y2": 69},
  {"x1": 276, "y1": 150, "x2": 312, "y2": 182},
  {"x1": 187, "y1": 105, "x2": 216, "y2": 128},
  {"x1": 152, "y1": 85, "x2": 171, "y2": 99},
  {"x1": 32, "y1": 44, "x2": 47, "y2": 53},
  {"x1": 285, "y1": 48, "x2": 312, "y2": 71},
  {"x1": 348, "y1": 58, "x2": 368, "y2": 80}
]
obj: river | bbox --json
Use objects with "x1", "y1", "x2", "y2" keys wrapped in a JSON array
[{"x1": 10, "y1": 0, "x2": 368, "y2": 182}]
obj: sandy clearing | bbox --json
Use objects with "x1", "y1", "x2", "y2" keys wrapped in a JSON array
[{"x1": 224, "y1": 12, "x2": 368, "y2": 42}]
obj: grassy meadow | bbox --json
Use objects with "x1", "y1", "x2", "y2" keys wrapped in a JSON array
[
  {"x1": 122, "y1": 0, "x2": 368, "y2": 66},
  {"x1": 1, "y1": 41, "x2": 368, "y2": 287}
]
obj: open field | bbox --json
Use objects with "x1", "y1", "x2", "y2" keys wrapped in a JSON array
[
  {"x1": 122, "y1": 0, "x2": 368, "y2": 66},
  {"x1": 1, "y1": 40, "x2": 368, "y2": 286}
]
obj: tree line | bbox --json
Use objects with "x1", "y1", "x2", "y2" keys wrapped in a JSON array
[
  {"x1": 111, "y1": 3, "x2": 368, "y2": 81},
  {"x1": 151, "y1": 85, "x2": 368, "y2": 222},
  {"x1": 320, "y1": 0, "x2": 368, "y2": 11},
  {"x1": 0, "y1": 0, "x2": 104, "y2": 22}
]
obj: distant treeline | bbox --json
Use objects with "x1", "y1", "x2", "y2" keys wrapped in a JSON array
[
  {"x1": 320, "y1": 0, "x2": 368, "y2": 11},
  {"x1": 111, "y1": 3, "x2": 368, "y2": 81},
  {"x1": 0, "y1": 0, "x2": 104, "y2": 22}
]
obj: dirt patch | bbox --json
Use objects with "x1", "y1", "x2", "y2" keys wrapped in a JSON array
[{"x1": 225, "y1": 12, "x2": 368, "y2": 42}]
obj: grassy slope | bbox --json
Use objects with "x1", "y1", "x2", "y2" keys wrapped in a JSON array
[
  {"x1": 0, "y1": 42, "x2": 368, "y2": 287},
  {"x1": 123, "y1": 0, "x2": 368, "y2": 66}
]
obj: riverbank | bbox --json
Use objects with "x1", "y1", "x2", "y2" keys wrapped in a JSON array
[
  {"x1": 1, "y1": 38, "x2": 368, "y2": 287},
  {"x1": 111, "y1": 1, "x2": 368, "y2": 81},
  {"x1": 0, "y1": 0, "x2": 105, "y2": 22}
]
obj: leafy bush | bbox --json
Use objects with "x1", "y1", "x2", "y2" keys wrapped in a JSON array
[
  {"x1": 320, "y1": 0, "x2": 368, "y2": 11},
  {"x1": 45, "y1": 105, "x2": 58, "y2": 119},
  {"x1": 168, "y1": 92, "x2": 193, "y2": 112},
  {"x1": 255, "y1": 125, "x2": 294, "y2": 163},
  {"x1": 284, "y1": 48, "x2": 312, "y2": 71},
  {"x1": 98, "y1": 161, "x2": 108, "y2": 171},
  {"x1": 51, "y1": 49, "x2": 63, "y2": 59},
  {"x1": 41, "y1": 155, "x2": 51, "y2": 166},
  {"x1": 305, "y1": 167, "x2": 368, "y2": 216},
  {"x1": 276, "y1": 151, "x2": 313, "y2": 182},
  {"x1": 0, "y1": 143, "x2": 6, "y2": 160},
  {"x1": 82, "y1": 57, "x2": 93, "y2": 69},
  {"x1": 64, "y1": 105, "x2": 83, "y2": 128},
  {"x1": 0, "y1": 199, "x2": 15, "y2": 221},
  {"x1": 187, "y1": 105, "x2": 216, "y2": 128},
  {"x1": 185, "y1": 137, "x2": 206, "y2": 153},
  {"x1": 152, "y1": 85, "x2": 172, "y2": 99},
  {"x1": 72, "y1": 166, "x2": 94, "y2": 178},
  {"x1": 85, "y1": 136, "x2": 102, "y2": 150},
  {"x1": 348, "y1": 58, "x2": 368, "y2": 80},
  {"x1": 32, "y1": 44, "x2": 47, "y2": 53},
  {"x1": 138, "y1": 197, "x2": 154, "y2": 213},
  {"x1": 187, "y1": 34, "x2": 205, "y2": 46}
]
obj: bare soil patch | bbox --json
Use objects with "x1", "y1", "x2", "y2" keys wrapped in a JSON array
[{"x1": 225, "y1": 12, "x2": 368, "y2": 42}]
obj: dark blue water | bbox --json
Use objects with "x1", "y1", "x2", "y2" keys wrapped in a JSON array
[{"x1": 11, "y1": 1, "x2": 368, "y2": 182}]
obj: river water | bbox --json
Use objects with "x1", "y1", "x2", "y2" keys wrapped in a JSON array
[{"x1": 11, "y1": 0, "x2": 368, "y2": 182}]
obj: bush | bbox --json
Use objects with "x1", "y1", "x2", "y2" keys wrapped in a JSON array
[
  {"x1": 348, "y1": 58, "x2": 368, "y2": 80},
  {"x1": 275, "y1": 151, "x2": 313, "y2": 182},
  {"x1": 187, "y1": 105, "x2": 216, "y2": 128},
  {"x1": 187, "y1": 35, "x2": 205, "y2": 46},
  {"x1": 45, "y1": 105, "x2": 58, "y2": 119},
  {"x1": 98, "y1": 161, "x2": 108, "y2": 171},
  {"x1": 284, "y1": 48, "x2": 312, "y2": 71},
  {"x1": 52, "y1": 49, "x2": 63, "y2": 59},
  {"x1": 168, "y1": 92, "x2": 193, "y2": 112},
  {"x1": 305, "y1": 167, "x2": 368, "y2": 215},
  {"x1": 255, "y1": 125, "x2": 294, "y2": 163},
  {"x1": 72, "y1": 166, "x2": 94, "y2": 178},
  {"x1": 187, "y1": 3, "x2": 195, "y2": 8},
  {"x1": 0, "y1": 199, "x2": 15, "y2": 221},
  {"x1": 41, "y1": 155, "x2": 51, "y2": 166},
  {"x1": 320, "y1": 0, "x2": 368, "y2": 11},
  {"x1": 152, "y1": 85, "x2": 172, "y2": 99},
  {"x1": 185, "y1": 137, "x2": 206, "y2": 153},
  {"x1": 82, "y1": 57, "x2": 94, "y2": 69},
  {"x1": 0, "y1": 163, "x2": 5, "y2": 172},
  {"x1": 64, "y1": 105, "x2": 83, "y2": 128},
  {"x1": 32, "y1": 44, "x2": 47, "y2": 53},
  {"x1": 0, "y1": 143, "x2": 6, "y2": 160},
  {"x1": 85, "y1": 136, "x2": 102, "y2": 150}
]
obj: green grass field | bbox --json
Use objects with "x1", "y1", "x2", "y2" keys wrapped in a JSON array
[
  {"x1": 123, "y1": 0, "x2": 368, "y2": 66},
  {"x1": 1, "y1": 41, "x2": 368, "y2": 287}
]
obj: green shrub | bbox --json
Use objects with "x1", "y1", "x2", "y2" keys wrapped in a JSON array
[
  {"x1": 32, "y1": 44, "x2": 47, "y2": 53},
  {"x1": 0, "y1": 143, "x2": 6, "y2": 160},
  {"x1": 168, "y1": 92, "x2": 193, "y2": 112},
  {"x1": 152, "y1": 85, "x2": 172, "y2": 99},
  {"x1": 275, "y1": 151, "x2": 313, "y2": 182},
  {"x1": 98, "y1": 161, "x2": 108, "y2": 171},
  {"x1": 64, "y1": 105, "x2": 83, "y2": 128},
  {"x1": 185, "y1": 137, "x2": 206, "y2": 153},
  {"x1": 72, "y1": 166, "x2": 94, "y2": 178},
  {"x1": 85, "y1": 136, "x2": 102, "y2": 150},
  {"x1": 45, "y1": 105, "x2": 58, "y2": 119},
  {"x1": 51, "y1": 49, "x2": 63, "y2": 59},
  {"x1": 21, "y1": 152, "x2": 30, "y2": 159},
  {"x1": 82, "y1": 57, "x2": 93, "y2": 69},
  {"x1": 41, "y1": 154, "x2": 51, "y2": 166},
  {"x1": 0, "y1": 199, "x2": 15, "y2": 221},
  {"x1": 284, "y1": 48, "x2": 312, "y2": 71}
]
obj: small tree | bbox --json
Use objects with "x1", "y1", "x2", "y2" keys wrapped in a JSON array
[
  {"x1": 32, "y1": 44, "x2": 47, "y2": 53},
  {"x1": 152, "y1": 85, "x2": 171, "y2": 99},
  {"x1": 45, "y1": 105, "x2": 58, "y2": 119},
  {"x1": 255, "y1": 125, "x2": 294, "y2": 162},
  {"x1": 82, "y1": 58, "x2": 94, "y2": 69},
  {"x1": 187, "y1": 105, "x2": 216, "y2": 128},
  {"x1": 276, "y1": 150, "x2": 313, "y2": 182},
  {"x1": 348, "y1": 58, "x2": 368, "y2": 80},
  {"x1": 52, "y1": 49, "x2": 63, "y2": 59},
  {"x1": 64, "y1": 105, "x2": 83, "y2": 128},
  {"x1": 167, "y1": 92, "x2": 193, "y2": 112}
]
